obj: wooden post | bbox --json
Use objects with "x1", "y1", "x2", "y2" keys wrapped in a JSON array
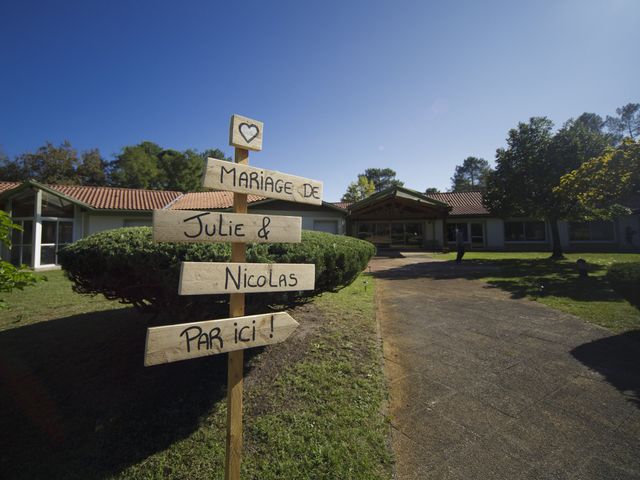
[{"x1": 225, "y1": 147, "x2": 248, "y2": 480}]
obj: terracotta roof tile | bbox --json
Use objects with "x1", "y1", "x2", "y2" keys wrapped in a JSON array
[
  {"x1": 424, "y1": 191, "x2": 489, "y2": 216},
  {"x1": 169, "y1": 191, "x2": 266, "y2": 210},
  {"x1": 332, "y1": 202, "x2": 352, "y2": 210},
  {"x1": 0, "y1": 182, "x2": 20, "y2": 194},
  {"x1": 50, "y1": 184, "x2": 183, "y2": 210}
]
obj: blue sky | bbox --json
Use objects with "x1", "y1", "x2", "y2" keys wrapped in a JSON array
[{"x1": 1, "y1": 0, "x2": 638, "y2": 200}]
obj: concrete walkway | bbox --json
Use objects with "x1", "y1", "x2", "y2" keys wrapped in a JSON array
[{"x1": 372, "y1": 257, "x2": 640, "y2": 480}]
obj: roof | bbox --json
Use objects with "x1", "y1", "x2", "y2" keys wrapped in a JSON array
[
  {"x1": 0, "y1": 180, "x2": 490, "y2": 216},
  {"x1": 349, "y1": 186, "x2": 451, "y2": 212},
  {"x1": 51, "y1": 184, "x2": 183, "y2": 211},
  {"x1": 0, "y1": 182, "x2": 20, "y2": 194},
  {"x1": 169, "y1": 191, "x2": 266, "y2": 210},
  {"x1": 0, "y1": 180, "x2": 182, "y2": 211},
  {"x1": 332, "y1": 202, "x2": 352, "y2": 210},
  {"x1": 425, "y1": 191, "x2": 489, "y2": 216}
]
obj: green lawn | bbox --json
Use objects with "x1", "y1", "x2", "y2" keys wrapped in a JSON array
[
  {"x1": 0, "y1": 272, "x2": 392, "y2": 479},
  {"x1": 436, "y1": 251, "x2": 640, "y2": 333}
]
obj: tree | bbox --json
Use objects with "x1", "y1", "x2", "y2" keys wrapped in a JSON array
[
  {"x1": 362, "y1": 168, "x2": 403, "y2": 192},
  {"x1": 341, "y1": 175, "x2": 376, "y2": 202},
  {"x1": 485, "y1": 115, "x2": 611, "y2": 258},
  {"x1": 77, "y1": 149, "x2": 107, "y2": 185},
  {"x1": 555, "y1": 139, "x2": 640, "y2": 218},
  {"x1": 450, "y1": 157, "x2": 491, "y2": 192},
  {"x1": 109, "y1": 141, "x2": 163, "y2": 189},
  {"x1": 425, "y1": 187, "x2": 440, "y2": 194},
  {"x1": 2, "y1": 141, "x2": 80, "y2": 184},
  {"x1": 158, "y1": 149, "x2": 205, "y2": 192},
  {"x1": 605, "y1": 103, "x2": 640, "y2": 142},
  {"x1": 0, "y1": 211, "x2": 38, "y2": 307},
  {"x1": 201, "y1": 148, "x2": 231, "y2": 162}
]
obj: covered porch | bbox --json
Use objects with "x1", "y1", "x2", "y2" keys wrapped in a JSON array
[{"x1": 347, "y1": 187, "x2": 451, "y2": 249}]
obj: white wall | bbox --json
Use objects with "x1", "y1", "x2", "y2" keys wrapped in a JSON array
[
  {"x1": 249, "y1": 208, "x2": 346, "y2": 235},
  {"x1": 485, "y1": 218, "x2": 504, "y2": 249},
  {"x1": 86, "y1": 214, "x2": 152, "y2": 236}
]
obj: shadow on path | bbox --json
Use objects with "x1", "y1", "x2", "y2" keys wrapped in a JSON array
[
  {"x1": 571, "y1": 330, "x2": 640, "y2": 409},
  {"x1": 0, "y1": 307, "x2": 254, "y2": 479},
  {"x1": 371, "y1": 258, "x2": 626, "y2": 304}
]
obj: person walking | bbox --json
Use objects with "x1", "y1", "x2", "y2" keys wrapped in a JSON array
[{"x1": 455, "y1": 227, "x2": 465, "y2": 263}]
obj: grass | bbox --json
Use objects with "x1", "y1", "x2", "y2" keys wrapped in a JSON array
[
  {"x1": 436, "y1": 251, "x2": 640, "y2": 333},
  {"x1": 0, "y1": 270, "x2": 117, "y2": 331},
  {"x1": 0, "y1": 271, "x2": 391, "y2": 480}
]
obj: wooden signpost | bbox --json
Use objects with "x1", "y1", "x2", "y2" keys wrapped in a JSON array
[
  {"x1": 203, "y1": 158, "x2": 323, "y2": 205},
  {"x1": 153, "y1": 210, "x2": 302, "y2": 244},
  {"x1": 179, "y1": 262, "x2": 316, "y2": 295},
  {"x1": 145, "y1": 114, "x2": 322, "y2": 480},
  {"x1": 144, "y1": 312, "x2": 299, "y2": 366}
]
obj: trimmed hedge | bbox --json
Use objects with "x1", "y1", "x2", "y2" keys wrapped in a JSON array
[
  {"x1": 59, "y1": 227, "x2": 375, "y2": 322},
  {"x1": 607, "y1": 262, "x2": 640, "y2": 308}
]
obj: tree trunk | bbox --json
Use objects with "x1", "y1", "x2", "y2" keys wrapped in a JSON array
[{"x1": 549, "y1": 218, "x2": 564, "y2": 259}]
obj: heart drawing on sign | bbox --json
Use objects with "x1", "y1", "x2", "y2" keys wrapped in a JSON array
[{"x1": 239, "y1": 123, "x2": 259, "y2": 143}]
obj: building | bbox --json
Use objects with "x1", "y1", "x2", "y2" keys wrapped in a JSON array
[
  {"x1": 346, "y1": 186, "x2": 640, "y2": 252},
  {"x1": 0, "y1": 180, "x2": 346, "y2": 270},
  {"x1": 0, "y1": 181, "x2": 637, "y2": 270}
]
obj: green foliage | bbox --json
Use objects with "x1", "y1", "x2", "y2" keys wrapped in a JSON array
[
  {"x1": 77, "y1": 148, "x2": 108, "y2": 185},
  {"x1": 341, "y1": 175, "x2": 376, "y2": 202},
  {"x1": 556, "y1": 140, "x2": 640, "y2": 218},
  {"x1": 485, "y1": 114, "x2": 613, "y2": 257},
  {"x1": 342, "y1": 168, "x2": 404, "y2": 202},
  {"x1": 605, "y1": 103, "x2": 640, "y2": 142},
  {"x1": 362, "y1": 167, "x2": 404, "y2": 192},
  {"x1": 424, "y1": 187, "x2": 440, "y2": 194},
  {"x1": 109, "y1": 142, "x2": 230, "y2": 191},
  {"x1": 109, "y1": 141, "x2": 163, "y2": 189},
  {"x1": 58, "y1": 227, "x2": 375, "y2": 321},
  {"x1": 450, "y1": 156, "x2": 491, "y2": 192},
  {"x1": 606, "y1": 262, "x2": 640, "y2": 307},
  {"x1": 0, "y1": 211, "x2": 39, "y2": 307},
  {"x1": 0, "y1": 142, "x2": 108, "y2": 186}
]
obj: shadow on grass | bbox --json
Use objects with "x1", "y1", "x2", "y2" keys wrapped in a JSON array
[
  {"x1": 371, "y1": 258, "x2": 628, "y2": 304},
  {"x1": 0, "y1": 307, "x2": 255, "y2": 479},
  {"x1": 571, "y1": 330, "x2": 640, "y2": 409}
]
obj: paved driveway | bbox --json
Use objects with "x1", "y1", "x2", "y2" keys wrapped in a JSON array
[{"x1": 371, "y1": 257, "x2": 640, "y2": 480}]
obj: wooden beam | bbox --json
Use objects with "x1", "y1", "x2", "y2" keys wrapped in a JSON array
[{"x1": 225, "y1": 146, "x2": 249, "y2": 480}]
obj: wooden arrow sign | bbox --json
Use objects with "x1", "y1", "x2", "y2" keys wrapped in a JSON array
[
  {"x1": 179, "y1": 262, "x2": 315, "y2": 295},
  {"x1": 144, "y1": 312, "x2": 299, "y2": 366},
  {"x1": 153, "y1": 210, "x2": 302, "y2": 244},
  {"x1": 202, "y1": 158, "x2": 323, "y2": 205}
]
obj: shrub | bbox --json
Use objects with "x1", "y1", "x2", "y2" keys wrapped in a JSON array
[
  {"x1": 59, "y1": 227, "x2": 375, "y2": 322},
  {"x1": 607, "y1": 262, "x2": 640, "y2": 308}
]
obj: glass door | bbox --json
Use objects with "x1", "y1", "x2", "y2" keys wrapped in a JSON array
[
  {"x1": 470, "y1": 223, "x2": 484, "y2": 247},
  {"x1": 10, "y1": 219, "x2": 33, "y2": 266},
  {"x1": 40, "y1": 220, "x2": 73, "y2": 265}
]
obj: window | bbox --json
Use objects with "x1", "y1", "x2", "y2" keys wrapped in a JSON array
[
  {"x1": 504, "y1": 221, "x2": 546, "y2": 242},
  {"x1": 11, "y1": 192, "x2": 35, "y2": 217},
  {"x1": 470, "y1": 223, "x2": 484, "y2": 246},
  {"x1": 40, "y1": 220, "x2": 73, "y2": 265},
  {"x1": 404, "y1": 223, "x2": 423, "y2": 246},
  {"x1": 41, "y1": 192, "x2": 74, "y2": 217},
  {"x1": 446, "y1": 223, "x2": 468, "y2": 242},
  {"x1": 123, "y1": 219, "x2": 152, "y2": 227},
  {"x1": 569, "y1": 221, "x2": 614, "y2": 242},
  {"x1": 10, "y1": 220, "x2": 33, "y2": 266},
  {"x1": 357, "y1": 223, "x2": 373, "y2": 240}
]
